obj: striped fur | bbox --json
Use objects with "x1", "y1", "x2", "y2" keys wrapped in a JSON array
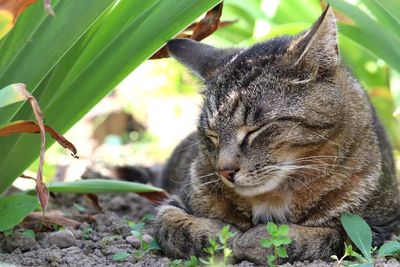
[{"x1": 154, "y1": 7, "x2": 400, "y2": 264}]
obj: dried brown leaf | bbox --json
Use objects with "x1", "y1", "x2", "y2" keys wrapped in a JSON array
[
  {"x1": 0, "y1": 0, "x2": 37, "y2": 22},
  {"x1": 22, "y1": 211, "x2": 80, "y2": 229},
  {"x1": 85, "y1": 193, "x2": 102, "y2": 212},
  {"x1": 0, "y1": 120, "x2": 78, "y2": 158},
  {"x1": 319, "y1": 1, "x2": 354, "y2": 25},
  {"x1": 190, "y1": 3, "x2": 223, "y2": 41},
  {"x1": 150, "y1": 3, "x2": 235, "y2": 59},
  {"x1": 137, "y1": 191, "x2": 169, "y2": 205}
]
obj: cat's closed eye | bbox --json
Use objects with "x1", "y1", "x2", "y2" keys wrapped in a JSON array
[{"x1": 240, "y1": 126, "x2": 265, "y2": 147}]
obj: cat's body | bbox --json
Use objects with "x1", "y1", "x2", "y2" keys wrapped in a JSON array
[{"x1": 154, "y1": 8, "x2": 400, "y2": 264}]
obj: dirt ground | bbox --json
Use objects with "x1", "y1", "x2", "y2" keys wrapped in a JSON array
[{"x1": 1, "y1": 192, "x2": 399, "y2": 267}]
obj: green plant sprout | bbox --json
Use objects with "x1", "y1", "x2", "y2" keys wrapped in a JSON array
[
  {"x1": 333, "y1": 213, "x2": 400, "y2": 267},
  {"x1": 331, "y1": 243, "x2": 369, "y2": 266},
  {"x1": 169, "y1": 256, "x2": 199, "y2": 267},
  {"x1": 129, "y1": 221, "x2": 161, "y2": 258},
  {"x1": 81, "y1": 226, "x2": 93, "y2": 240},
  {"x1": 201, "y1": 225, "x2": 236, "y2": 266},
  {"x1": 112, "y1": 251, "x2": 130, "y2": 262},
  {"x1": 260, "y1": 222, "x2": 292, "y2": 267}
]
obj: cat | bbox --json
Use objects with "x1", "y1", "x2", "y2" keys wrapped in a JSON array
[{"x1": 153, "y1": 7, "x2": 400, "y2": 264}]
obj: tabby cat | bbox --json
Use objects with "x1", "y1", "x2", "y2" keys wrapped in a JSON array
[{"x1": 154, "y1": 7, "x2": 400, "y2": 264}]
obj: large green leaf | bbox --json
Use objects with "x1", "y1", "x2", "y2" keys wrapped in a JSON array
[
  {"x1": 0, "y1": 194, "x2": 38, "y2": 231},
  {"x1": 46, "y1": 179, "x2": 164, "y2": 194},
  {"x1": 330, "y1": 0, "x2": 400, "y2": 73},
  {"x1": 378, "y1": 241, "x2": 400, "y2": 257},
  {"x1": 341, "y1": 213, "x2": 373, "y2": 262},
  {"x1": 362, "y1": 0, "x2": 400, "y2": 40},
  {"x1": 0, "y1": 0, "x2": 221, "y2": 193},
  {"x1": 0, "y1": 83, "x2": 26, "y2": 108},
  {"x1": 0, "y1": 0, "x2": 116, "y2": 125}
]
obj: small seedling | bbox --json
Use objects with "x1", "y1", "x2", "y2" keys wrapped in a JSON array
[
  {"x1": 21, "y1": 229, "x2": 36, "y2": 239},
  {"x1": 378, "y1": 240, "x2": 400, "y2": 257},
  {"x1": 169, "y1": 256, "x2": 199, "y2": 267},
  {"x1": 260, "y1": 222, "x2": 292, "y2": 267},
  {"x1": 202, "y1": 238, "x2": 220, "y2": 266},
  {"x1": 81, "y1": 226, "x2": 93, "y2": 240},
  {"x1": 333, "y1": 214, "x2": 400, "y2": 266},
  {"x1": 129, "y1": 221, "x2": 161, "y2": 258},
  {"x1": 331, "y1": 243, "x2": 367, "y2": 266},
  {"x1": 73, "y1": 203, "x2": 86, "y2": 212},
  {"x1": 141, "y1": 213, "x2": 156, "y2": 222},
  {"x1": 185, "y1": 256, "x2": 199, "y2": 267},
  {"x1": 201, "y1": 225, "x2": 236, "y2": 266},
  {"x1": 332, "y1": 214, "x2": 374, "y2": 266},
  {"x1": 112, "y1": 251, "x2": 130, "y2": 262},
  {"x1": 169, "y1": 259, "x2": 183, "y2": 267}
]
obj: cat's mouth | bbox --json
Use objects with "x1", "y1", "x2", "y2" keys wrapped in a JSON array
[{"x1": 231, "y1": 175, "x2": 284, "y2": 197}]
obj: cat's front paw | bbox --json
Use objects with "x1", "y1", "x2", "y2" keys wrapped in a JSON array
[{"x1": 232, "y1": 225, "x2": 272, "y2": 265}]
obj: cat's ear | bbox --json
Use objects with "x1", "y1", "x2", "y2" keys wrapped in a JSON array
[
  {"x1": 287, "y1": 6, "x2": 339, "y2": 74},
  {"x1": 167, "y1": 38, "x2": 225, "y2": 80}
]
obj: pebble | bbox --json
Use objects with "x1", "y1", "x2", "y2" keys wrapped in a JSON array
[
  {"x1": 142, "y1": 234, "x2": 153, "y2": 243},
  {"x1": 126, "y1": 235, "x2": 141, "y2": 248},
  {"x1": 48, "y1": 230, "x2": 77, "y2": 248}
]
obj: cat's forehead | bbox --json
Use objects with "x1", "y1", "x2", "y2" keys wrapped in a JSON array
[{"x1": 201, "y1": 83, "x2": 291, "y2": 130}]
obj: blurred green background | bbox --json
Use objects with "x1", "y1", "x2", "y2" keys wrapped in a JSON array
[{"x1": 21, "y1": 0, "x2": 399, "y2": 186}]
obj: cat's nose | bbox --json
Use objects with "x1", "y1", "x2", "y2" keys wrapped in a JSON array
[{"x1": 218, "y1": 167, "x2": 239, "y2": 183}]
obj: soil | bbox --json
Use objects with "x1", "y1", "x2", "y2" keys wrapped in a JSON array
[{"x1": 1, "y1": 192, "x2": 399, "y2": 267}]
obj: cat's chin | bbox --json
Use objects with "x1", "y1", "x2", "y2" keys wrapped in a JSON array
[{"x1": 233, "y1": 176, "x2": 283, "y2": 197}]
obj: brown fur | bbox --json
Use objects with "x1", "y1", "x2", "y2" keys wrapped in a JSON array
[{"x1": 153, "y1": 7, "x2": 400, "y2": 264}]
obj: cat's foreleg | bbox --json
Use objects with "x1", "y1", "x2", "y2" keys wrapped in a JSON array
[
  {"x1": 155, "y1": 196, "x2": 238, "y2": 258},
  {"x1": 232, "y1": 224, "x2": 344, "y2": 264}
]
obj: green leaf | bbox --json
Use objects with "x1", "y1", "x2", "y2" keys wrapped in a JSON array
[
  {"x1": 170, "y1": 259, "x2": 183, "y2": 267},
  {"x1": 45, "y1": 179, "x2": 164, "y2": 194},
  {"x1": 330, "y1": 0, "x2": 400, "y2": 73},
  {"x1": 277, "y1": 225, "x2": 289, "y2": 236},
  {"x1": 267, "y1": 254, "x2": 276, "y2": 267},
  {"x1": 277, "y1": 236, "x2": 292, "y2": 245},
  {"x1": 260, "y1": 238, "x2": 273, "y2": 248},
  {"x1": 340, "y1": 213, "x2": 372, "y2": 261},
  {"x1": 0, "y1": 0, "x2": 221, "y2": 194},
  {"x1": 0, "y1": 194, "x2": 38, "y2": 231},
  {"x1": 344, "y1": 243, "x2": 365, "y2": 261},
  {"x1": 148, "y1": 239, "x2": 161, "y2": 251},
  {"x1": 378, "y1": 241, "x2": 400, "y2": 256},
  {"x1": 0, "y1": 83, "x2": 27, "y2": 109},
  {"x1": 185, "y1": 256, "x2": 199, "y2": 267},
  {"x1": 350, "y1": 264, "x2": 374, "y2": 267},
  {"x1": 266, "y1": 222, "x2": 278, "y2": 235},
  {"x1": 275, "y1": 246, "x2": 288, "y2": 258},
  {"x1": 131, "y1": 230, "x2": 142, "y2": 240},
  {"x1": 112, "y1": 251, "x2": 130, "y2": 262},
  {"x1": 73, "y1": 203, "x2": 86, "y2": 212},
  {"x1": 129, "y1": 222, "x2": 145, "y2": 232},
  {"x1": 21, "y1": 229, "x2": 36, "y2": 239},
  {"x1": 362, "y1": 0, "x2": 400, "y2": 40}
]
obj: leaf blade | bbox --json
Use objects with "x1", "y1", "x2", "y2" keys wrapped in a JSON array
[
  {"x1": 0, "y1": 194, "x2": 38, "y2": 232},
  {"x1": 340, "y1": 213, "x2": 372, "y2": 261}
]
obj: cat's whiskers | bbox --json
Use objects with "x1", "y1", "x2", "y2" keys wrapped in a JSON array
[
  {"x1": 175, "y1": 141, "x2": 200, "y2": 153},
  {"x1": 306, "y1": 130, "x2": 343, "y2": 148},
  {"x1": 180, "y1": 172, "x2": 217, "y2": 190}
]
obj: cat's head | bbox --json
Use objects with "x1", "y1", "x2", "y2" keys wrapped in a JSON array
[{"x1": 167, "y1": 7, "x2": 348, "y2": 197}]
